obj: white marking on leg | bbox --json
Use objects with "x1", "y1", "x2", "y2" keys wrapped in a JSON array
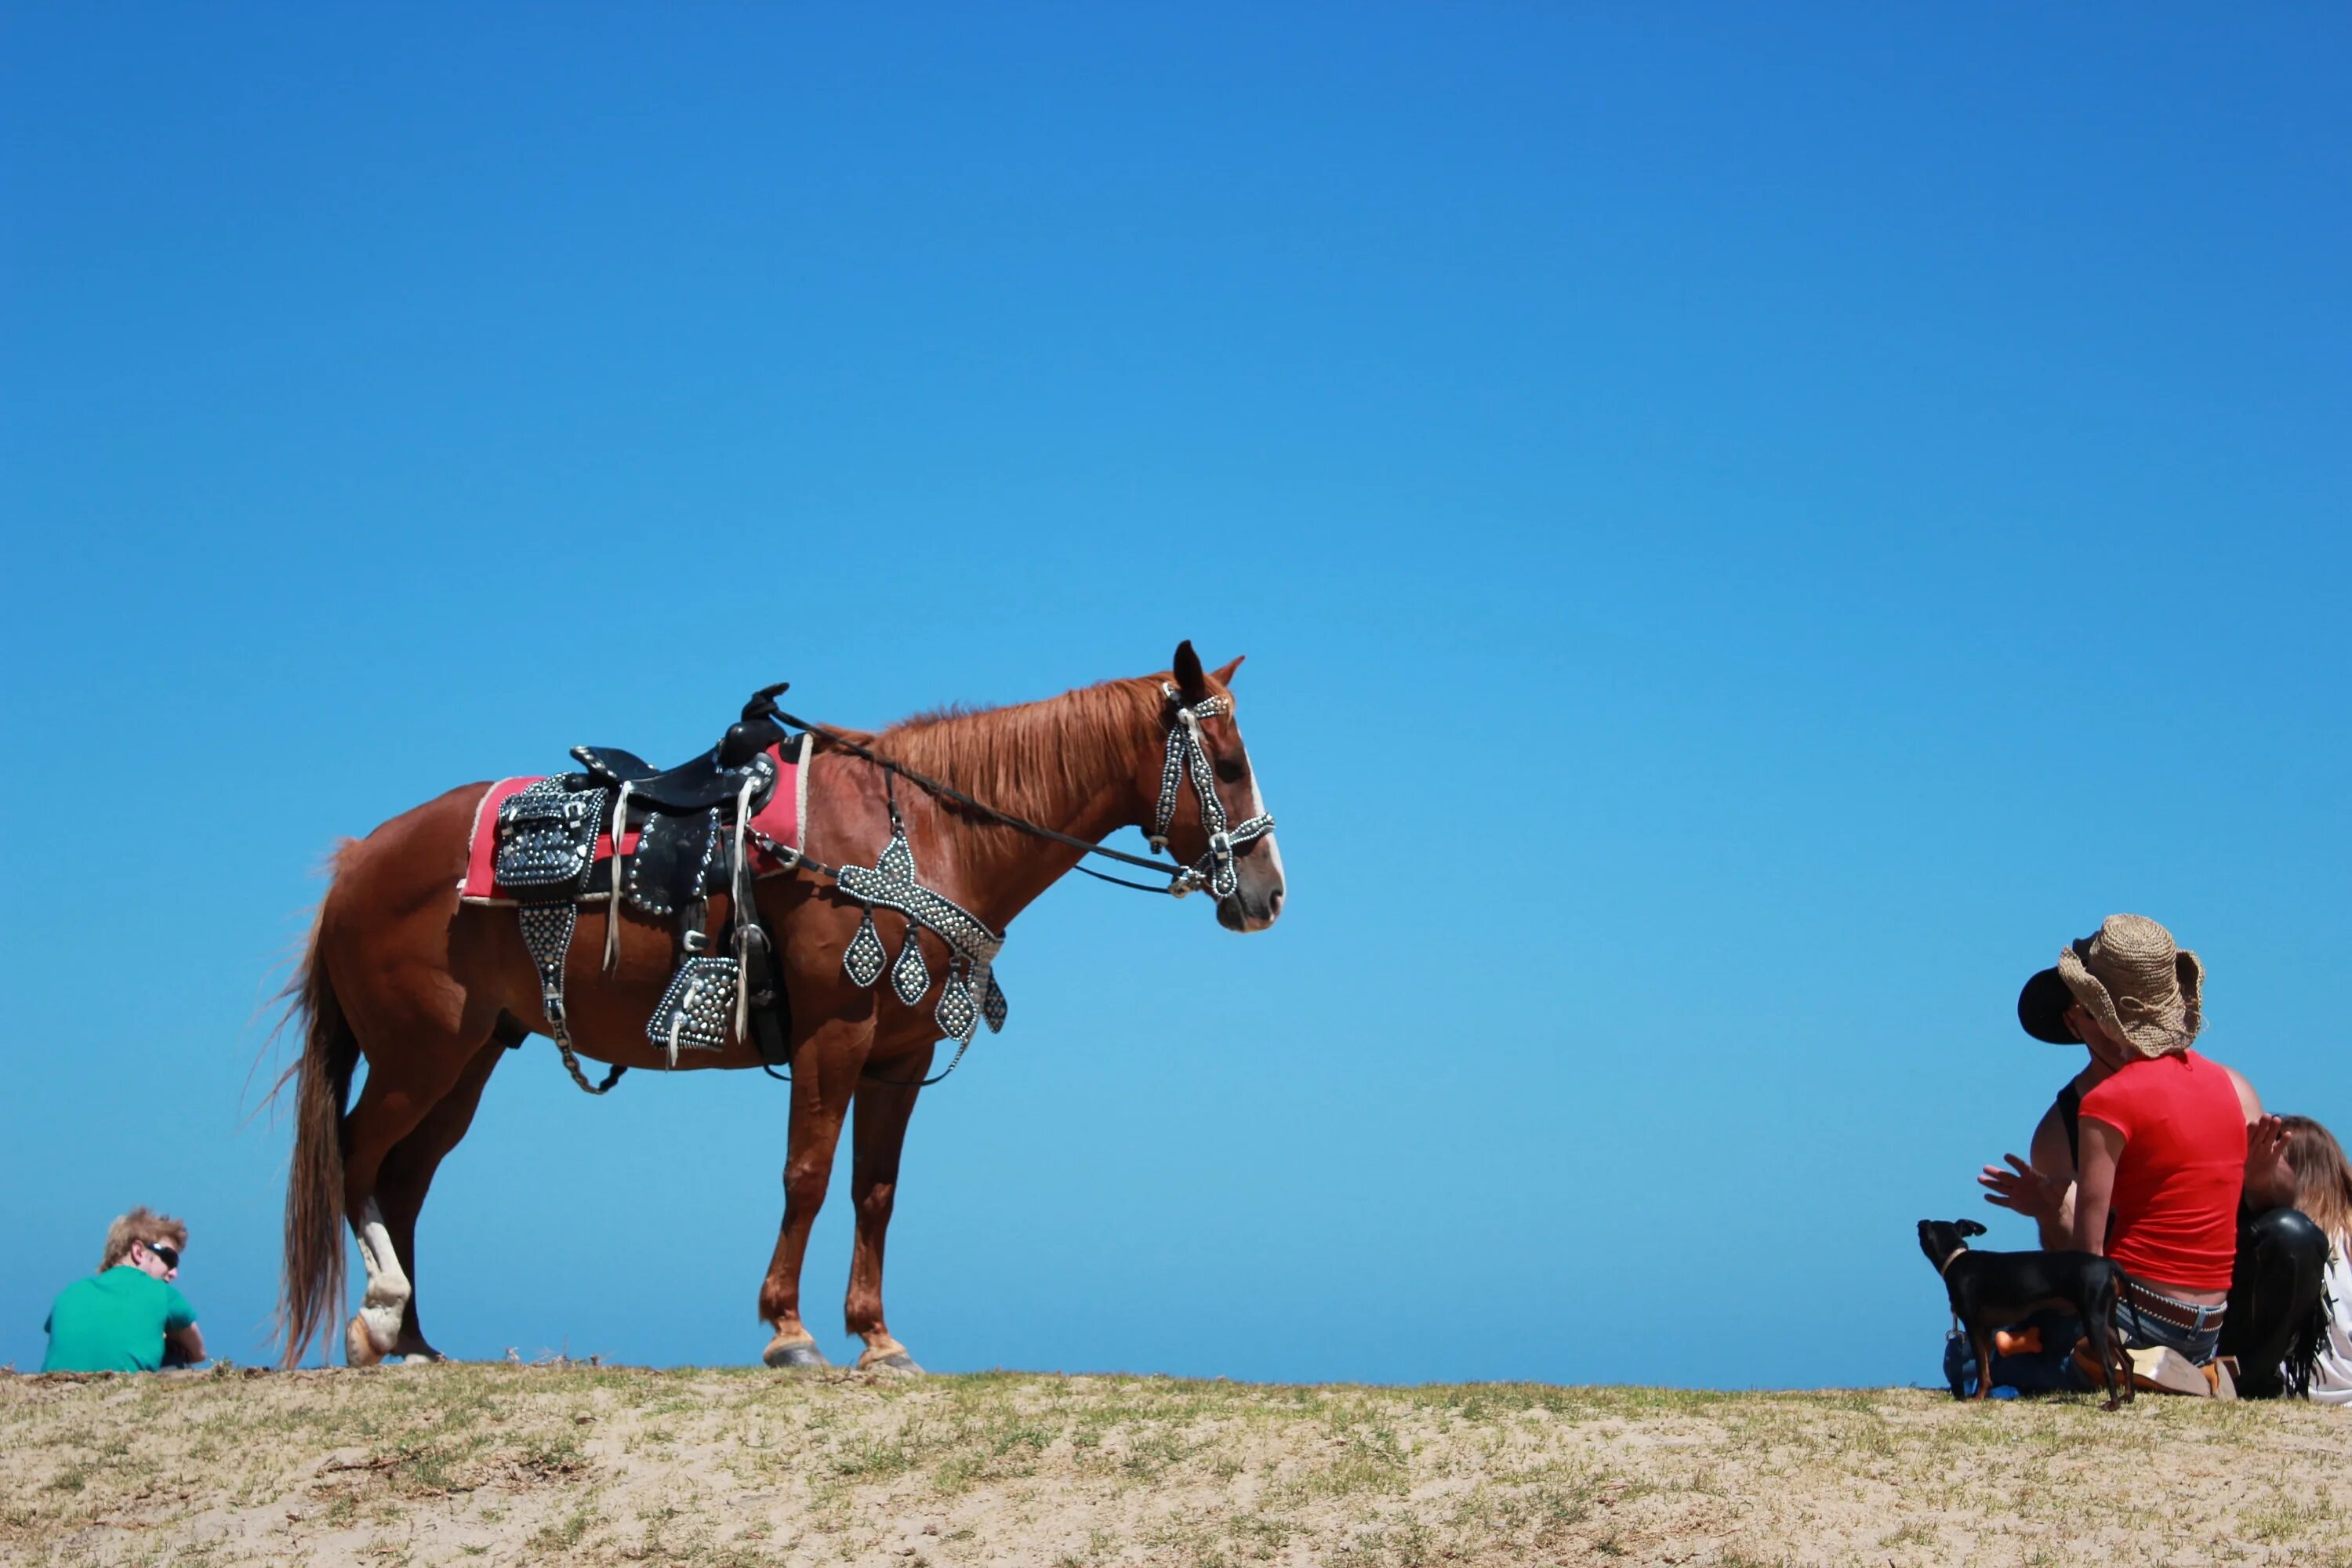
[{"x1": 354, "y1": 1200, "x2": 412, "y2": 1356}]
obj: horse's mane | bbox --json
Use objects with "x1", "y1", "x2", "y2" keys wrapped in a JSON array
[{"x1": 863, "y1": 677, "x2": 1163, "y2": 823}]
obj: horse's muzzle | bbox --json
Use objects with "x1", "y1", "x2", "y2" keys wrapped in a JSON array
[{"x1": 1217, "y1": 853, "x2": 1285, "y2": 932}]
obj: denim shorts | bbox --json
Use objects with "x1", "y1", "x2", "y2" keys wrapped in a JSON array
[
  {"x1": 2056, "y1": 1290, "x2": 2223, "y2": 1392},
  {"x1": 2113, "y1": 1288, "x2": 2224, "y2": 1365}
]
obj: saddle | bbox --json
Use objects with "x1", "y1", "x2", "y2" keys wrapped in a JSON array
[
  {"x1": 485, "y1": 684, "x2": 805, "y2": 1081},
  {"x1": 572, "y1": 682, "x2": 791, "y2": 812}
]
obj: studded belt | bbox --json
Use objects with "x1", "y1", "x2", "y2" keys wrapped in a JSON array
[{"x1": 2125, "y1": 1279, "x2": 2227, "y2": 1331}]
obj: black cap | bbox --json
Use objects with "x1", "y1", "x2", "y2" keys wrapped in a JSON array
[{"x1": 2018, "y1": 967, "x2": 2080, "y2": 1044}]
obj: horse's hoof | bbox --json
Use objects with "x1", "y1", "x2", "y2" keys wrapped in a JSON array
[
  {"x1": 860, "y1": 1349, "x2": 924, "y2": 1375},
  {"x1": 345, "y1": 1316, "x2": 386, "y2": 1368},
  {"x1": 763, "y1": 1334, "x2": 830, "y2": 1370}
]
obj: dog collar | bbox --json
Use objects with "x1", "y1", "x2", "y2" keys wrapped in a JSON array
[{"x1": 1936, "y1": 1246, "x2": 1968, "y2": 1276}]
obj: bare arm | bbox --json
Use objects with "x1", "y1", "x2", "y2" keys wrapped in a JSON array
[
  {"x1": 1980, "y1": 1101, "x2": 2078, "y2": 1251},
  {"x1": 2073, "y1": 1117, "x2": 2125, "y2": 1255},
  {"x1": 2227, "y1": 1067, "x2": 2298, "y2": 1210},
  {"x1": 166, "y1": 1323, "x2": 205, "y2": 1366}
]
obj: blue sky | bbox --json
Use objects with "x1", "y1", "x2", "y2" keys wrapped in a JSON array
[{"x1": 4, "y1": 4, "x2": 2346, "y2": 1387}]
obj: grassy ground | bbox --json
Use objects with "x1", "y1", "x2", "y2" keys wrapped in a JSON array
[{"x1": 4, "y1": 1364, "x2": 2349, "y2": 1566}]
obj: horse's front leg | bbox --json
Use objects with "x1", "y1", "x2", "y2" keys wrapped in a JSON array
[
  {"x1": 759, "y1": 1014, "x2": 869, "y2": 1367},
  {"x1": 845, "y1": 1040, "x2": 934, "y2": 1372}
]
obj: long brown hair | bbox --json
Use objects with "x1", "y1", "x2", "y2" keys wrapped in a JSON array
[{"x1": 2280, "y1": 1115, "x2": 2352, "y2": 1254}]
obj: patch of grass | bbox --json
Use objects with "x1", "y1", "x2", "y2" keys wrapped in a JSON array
[
  {"x1": 1283, "y1": 1421, "x2": 1411, "y2": 1501},
  {"x1": 2242, "y1": 1489, "x2": 2341, "y2": 1541},
  {"x1": 1116, "y1": 1423, "x2": 1204, "y2": 1482},
  {"x1": 829, "y1": 1431, "x2": 921, "y2": 1482},
  {"x1": 510, "y1": 1428, "x2": 591, "y2": 1483},
  {"x1": 528, "y1": 1498, "x2": 599, "y2": 1554}
]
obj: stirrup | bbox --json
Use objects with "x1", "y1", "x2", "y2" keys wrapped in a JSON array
[{"x1": 648, "y1": 956, "x2": 740, "y2": 1062}]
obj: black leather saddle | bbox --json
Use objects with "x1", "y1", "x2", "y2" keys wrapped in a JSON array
[
  {"x1": 495, "y1": 681, "x2": 800, "y2": 1072},
  {"x1": 573, "y1": 682, "x2": 793, "y2": 813}
]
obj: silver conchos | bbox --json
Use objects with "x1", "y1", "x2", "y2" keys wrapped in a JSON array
[
  {"x1": 517, "y1": 900, "x2": 579, "y2": 1018},
  {"x1": 889, "y1": 924, "x2": 932, "y2": 1007},
  {"x1": 496, "y1": 779, "x2": 608, "y2": 893},
  {"x1": 842, "y1": 910, "x2": 888, "y2": 989},
  {"x1": 836, "y1": 823, "x2": 1005, "y2": 1047},
  {"x1": 935, "y1": 957, "x2": 978, "y2": 1043},
  {"x1": 648, "y1": 956, "x2": 739, "y2": 1059},
  {"x1": 517, "y1": 895, "x2": 619, "y2": 1095}
]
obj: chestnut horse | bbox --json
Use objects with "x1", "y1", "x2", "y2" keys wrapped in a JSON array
[{"x1": 275, "y1": 643, "x2": 1284, "y2": 1370}]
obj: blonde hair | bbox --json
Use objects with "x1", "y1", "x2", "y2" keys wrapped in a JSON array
[
  {"x1": 2280, "y1": 1116, "x2": 2352, "y2": 1258},
  {"x1": 99, "y1": 1207, "x2": 188, "y2": 1272}
]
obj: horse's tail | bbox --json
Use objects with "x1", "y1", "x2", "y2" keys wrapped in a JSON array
[{"x1": 275, "y1": 891, "x2": 360, "y2": 1368}]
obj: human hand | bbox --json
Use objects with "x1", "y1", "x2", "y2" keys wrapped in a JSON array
[
  {"x1": 2246, "y1": 1114, "x2": 2296, "y2": 1208},
  {"x1": 1978, "y1": 1154, "x2": 2065, "y2": 1222},
  {"x1": 2250, "y1": 1114, "x2": 2289, "y2": 1170}
]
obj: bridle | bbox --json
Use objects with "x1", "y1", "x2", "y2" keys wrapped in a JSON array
[
  {"x1": 770, "y1": 687, "x2": 1276, "y2": 903},
  {"x1": 1146, "y1": 685, "x2": 1278, "y2": 901}
]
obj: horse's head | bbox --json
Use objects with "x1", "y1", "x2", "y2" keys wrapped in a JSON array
[{"x1": 1142, "y1": 641, "x2": 1287, "y2": 932}]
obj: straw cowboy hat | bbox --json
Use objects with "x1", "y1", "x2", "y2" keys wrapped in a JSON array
[{"x1": 2016, "y1": 914, "x2": 2205, "y2": 1060}]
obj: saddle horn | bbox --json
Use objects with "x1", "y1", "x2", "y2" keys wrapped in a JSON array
[
  {"x1": 720, "y1": 682, "x2": 792, "y2": 768},
  {"x1": 741, "y1": 681, "x2": 789, "y2": 722}
]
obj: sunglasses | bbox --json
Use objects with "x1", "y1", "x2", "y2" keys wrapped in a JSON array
[{"x1": 144, "y1": 1243, "x2": 181, "y2": 1271}]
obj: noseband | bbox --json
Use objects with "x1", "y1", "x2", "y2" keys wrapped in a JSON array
[{"x1": 1149, "y1": 685, "x2": 1277, "y2": 901}]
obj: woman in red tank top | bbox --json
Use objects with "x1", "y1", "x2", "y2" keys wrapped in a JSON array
[
  {"x1": 1981, "y1": 914, "x2": 2334, "y2": 1392},
  {"x1": 2057, "y1": 917, "x2": 2242, "y2": 1362}
]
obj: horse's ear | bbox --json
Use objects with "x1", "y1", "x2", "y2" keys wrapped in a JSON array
[
  {"x1": 1210, "y1": 655, "x2": 1245, "y2": 686},
  {"x1": 1173, "y1": 641, "x2": 1207, "y2": 702}
]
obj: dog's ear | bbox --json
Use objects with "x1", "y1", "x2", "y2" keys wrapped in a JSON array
[{"x1": 1957, "y1": 1219, "x2": 1987, "y2": 1238}]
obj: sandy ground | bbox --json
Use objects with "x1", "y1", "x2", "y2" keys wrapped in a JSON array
[{"x1": 4, "y1": 1363, "x2": 2349, "y2": 1566}]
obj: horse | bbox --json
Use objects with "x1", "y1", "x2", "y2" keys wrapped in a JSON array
[{"x1": 274, "y1": 641, "x2": 1285, "y2": 1371}]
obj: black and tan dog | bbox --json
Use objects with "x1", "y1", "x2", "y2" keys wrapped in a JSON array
[{"x1": 1918, "y1": 1218, "x2": 2136, "y2": 1408}]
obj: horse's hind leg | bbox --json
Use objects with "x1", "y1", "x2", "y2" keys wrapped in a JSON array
[
  {"x1": 339, "y1": 1015, "x2": 503, "y2": 1367},
  {"x1": 371, "y1": 1033, "x2": 508, "y2": 1361}
]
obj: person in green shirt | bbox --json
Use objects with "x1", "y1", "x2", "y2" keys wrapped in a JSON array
[{"x1": 41, "y1": 1207, "x2": 205, "y2": 1373}]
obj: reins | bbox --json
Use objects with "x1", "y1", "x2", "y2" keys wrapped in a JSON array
[
  {"x1": 751, "y1": 692, "x2": 1271, "y2": 1091},
  {"x1": 769, "y1": 699, "x2": 1270, "y2": 899}
]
